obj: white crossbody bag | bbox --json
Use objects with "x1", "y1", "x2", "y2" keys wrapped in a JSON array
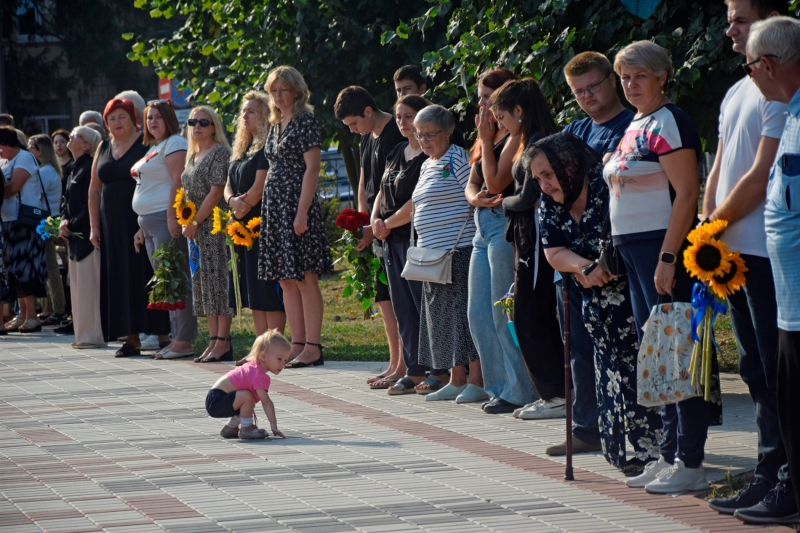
[{"x1": 401, "y1": 207, "x2": 472, "y2": 284}]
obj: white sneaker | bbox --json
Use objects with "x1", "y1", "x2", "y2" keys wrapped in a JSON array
[
  {"x1": 626, "y1": 456, "x2": 673, "y2": 488},
  {"x1": 517, "y1": 397, "x2": 567, "y2": 420},
  {"x1": 139, "y1": 334, "x2": 160, "y2": 350},
  {"x1": 513, "y1": 400, "x2": 541, "y2": 418},
  {"x1": 645, "y1": 459, "x2": 708, "y2": 494}
]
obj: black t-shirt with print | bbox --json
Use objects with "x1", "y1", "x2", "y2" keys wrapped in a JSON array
[
  {"x1": 361, "y1": 118, "x2": 405, "y2": 212},
  {"x1": 379, "y1": 142, "x2": 429, "y2": 243}
]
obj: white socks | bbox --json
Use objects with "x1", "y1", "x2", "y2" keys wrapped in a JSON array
[
  {"x1": 239, "y1": 417, "x2": 254, "y2": 427},
  {"x1": 227, "y1": 416, "x2": 241, "y2": 428}
]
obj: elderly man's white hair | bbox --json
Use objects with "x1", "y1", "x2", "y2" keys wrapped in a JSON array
[
  {"x1": 79, "y1": 110, "x2": 103, "y2": 127},
  {"x1": 748, "y1": 16, "x2": 800, "y2": 67},
  {"x1": 114, "y1": 90, "x2": 146, "y2": 125}
]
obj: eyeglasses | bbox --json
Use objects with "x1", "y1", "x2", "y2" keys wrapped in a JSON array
[
  {"x1": 742, "y1": 55, "x2": 781, "y2": 77},
  {"x1": 571, "y1": 73, "x2": 612, "y2": 100},
  {"x1": 147, "y1": 99, "x2": 172, "y2": 106},
  {"x1": 69, "y1": 132, "x2": 84, "y2": 141},
  {"x1": 413, "y1": 130, "x2": 441, "y2": 142},
  {"x1": 187, "y1": 118, "x2": 212, "y2": 127}
]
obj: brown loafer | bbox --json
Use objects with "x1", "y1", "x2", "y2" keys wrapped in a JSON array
[{"x1": 545, "y1": 436, "x2": 603, "y2": 456}]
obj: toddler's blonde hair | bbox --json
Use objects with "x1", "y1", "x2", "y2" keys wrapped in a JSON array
[{"x1": 245, "y1": 329, "x2": 291, "y2": 367}]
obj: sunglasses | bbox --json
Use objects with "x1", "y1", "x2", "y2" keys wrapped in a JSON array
[
  {"x1": 187, "y1": 118, "x2": 212, "y2": 127},
  {"x1": 147, "y1": 99, "x2": 172, "y2": 106},
  {"x1": 742, "y1": 54, "x2": 781, "y2": 77}
]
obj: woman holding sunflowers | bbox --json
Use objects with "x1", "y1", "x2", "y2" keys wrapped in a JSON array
[
  {"x1": 225, "y1": 91, "x2": 286, "y2": 338},
  {"x1": 603, "y1": 41, "x2": 720, "y2": 493},
  {"x1": 179, "y1": 106, "x2": 234, "y2": 363},
  {"x1": 534, "y1": 132, "x2": 663, "y2": 473}
]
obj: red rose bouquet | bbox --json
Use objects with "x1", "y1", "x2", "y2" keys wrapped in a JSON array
[{"x1": 333, "y1": 208, "x2": 387, "y2": 318}]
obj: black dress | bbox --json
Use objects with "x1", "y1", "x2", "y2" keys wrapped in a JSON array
[
  {"x1": 258, "y1": 111, "x2": 332, "y2": 281},
  {"x1": 96, "y1": 136, "x2": 170, "y2": 341},
  {"x1": 228, "y1": 147, "x2": 284, "y2": 312}
]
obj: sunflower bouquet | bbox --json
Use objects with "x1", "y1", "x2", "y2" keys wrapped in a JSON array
[
  {"x1": 174, "y1": 188, "x2": 197, "y2": 226},
  {"x1": 210, "y1": 206, "x2": 263, "y2": 323},
  {"x1": 683, "y1": 219, "x2": 748, "y2": 400}
]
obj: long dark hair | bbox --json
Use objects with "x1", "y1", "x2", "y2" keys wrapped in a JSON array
[
  {"x1": 489, "y1": 78, "x2": 558, "y2": 160},
  {"x1": 469, "y1": 68, "x2": 518, "y2": 165}
]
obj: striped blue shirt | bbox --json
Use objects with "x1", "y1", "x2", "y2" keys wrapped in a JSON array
[
  {"x1": 411, "y1": 144, "x2": 475, "y2": 250},
  {"x1": 765, "y1": 87, "x2": 800, "y2": 331}
]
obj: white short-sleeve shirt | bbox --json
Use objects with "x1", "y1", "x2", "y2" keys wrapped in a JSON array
[
  {"x1": 1, "y1": 150, "x2": 43, "y2": 222},
  {"x1": 716, "y1": 77, "x2": 787, "y2": 257},
  {"x1": 131, "y1": 134, "x2": 188, "y2": 215}
]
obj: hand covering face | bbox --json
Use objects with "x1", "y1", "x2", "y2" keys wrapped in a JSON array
[{"x1": 530, "y1": 132, "x2": 598, "y2": 210}]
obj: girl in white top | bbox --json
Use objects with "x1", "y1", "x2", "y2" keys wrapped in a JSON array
[
  {"x1": 130, "y1": 100, "x2": 197, "y2": 359},
  {"x1": 28, "y1": 134, "x2": 68, "y2": 325}
]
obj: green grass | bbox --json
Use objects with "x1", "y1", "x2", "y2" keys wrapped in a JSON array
[
  {"x1": 193, "y1": 270, "x2": 389, "y2": 361},
  {"x1": 714, "y1": 314, "x2": 739, "y2": 373}
]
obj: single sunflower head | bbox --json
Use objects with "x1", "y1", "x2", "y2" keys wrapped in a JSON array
[
  {"x1": 227, "y1": 221, "x2": 253, "y2": 247},
  {"x1": 683, "y1": 237, "x2": 731, "y2": 282},
  {"x1": 687, "y1": 219, "x2": 728, "y2": 244},
  {"x1": 176, "y1": 200, "x2": 197, "y2": 226},
  {"x1": 174, "y1": 187, "x2": 185, "y2": 211},
  {"x1": 709, "y1": 251, "x2": 748, "y2": 298},
  {"x1": 246, "y1": 217, "x2": 261, "y2": 237}
]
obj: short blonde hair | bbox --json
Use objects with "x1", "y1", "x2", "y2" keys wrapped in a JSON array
[
  {"x1": 614, "y1": 40, "x2": 673, "y2": 81},
  {"x1": 245, "y1": 329, "x2": 292, "y2": 366},
  {"x1": 231, "y1": 91, "x2": 271, "y2": 161},
  {"x1": 185, "y1": 106, "x2": 231, "y2": 165},
  {"x1": 264, "y1": 66, "x2": 313, "y2": 125}
]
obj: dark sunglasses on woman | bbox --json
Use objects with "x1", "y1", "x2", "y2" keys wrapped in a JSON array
[{"x1": 187, "y1": 118, "x2": 212, "y2": 127}]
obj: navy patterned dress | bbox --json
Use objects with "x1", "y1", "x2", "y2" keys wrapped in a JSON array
[
  {"x1": 258, "y1": 111, "x2": 332, "y2": 282},
  {"x1": 539, "y1": 170, "x2": 663, "y2": 470}
]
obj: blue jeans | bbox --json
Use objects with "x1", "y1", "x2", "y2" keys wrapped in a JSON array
[
  {"x1": 468, "y1": 207, "x2": 536, "y2": 405},
  {"x1": 728, "y1": 254, "x2": 789, "y2": 484},
  {"x1": 556, "y1": 278, "x2": 600, "y2": 445},
  {"x1": 618, "y1": 237, "x2": 709, "y2": 469}
]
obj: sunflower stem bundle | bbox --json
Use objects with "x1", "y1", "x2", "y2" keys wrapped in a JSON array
[{"x1": 228, "y1": 243, "x2": 242, "y2": 327}]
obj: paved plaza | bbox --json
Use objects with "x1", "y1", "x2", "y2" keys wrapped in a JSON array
[{"x1": 0, "y1": 332, "x2": 795, "y2": 533}]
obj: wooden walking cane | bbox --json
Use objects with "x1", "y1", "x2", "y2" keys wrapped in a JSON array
[{"x1": 562, "y1": 273, "x2": 574, "y2": 481}]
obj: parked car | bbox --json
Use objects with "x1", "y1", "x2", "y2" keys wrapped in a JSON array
[{"x1": 319, "y1": 147, "x2": 354, "y2": 208}]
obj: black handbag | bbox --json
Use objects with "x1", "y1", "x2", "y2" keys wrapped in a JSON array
[
  {"x1": 16, "y1": 168, "x2": 52, "y2": 229},
  {"x1": 598, "y1": 214, "x2": 626, "y2": 276}
]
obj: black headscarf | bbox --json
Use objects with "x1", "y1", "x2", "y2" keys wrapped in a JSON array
[{"x1": 527, "y1": 132, "x2": 598, "y2": 211}]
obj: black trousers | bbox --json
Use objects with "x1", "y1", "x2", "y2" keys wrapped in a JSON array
[
  {"x1": 513, "y1": 243, "x2": 565, "y2": 401},
  {"x1": 777, "y1": 329, "x2": 799, "y2": 509}
]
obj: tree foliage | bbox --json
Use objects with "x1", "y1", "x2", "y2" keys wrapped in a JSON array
[
  {"x1": 127, "y1": 0, "x2": 450, "y2": 189},
  {"x1": 397, "y1": 0, "x2": 753, "y2": 143}
]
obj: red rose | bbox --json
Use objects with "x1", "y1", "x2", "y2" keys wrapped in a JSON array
[
  {"x1": 176, "y1": 301, "x2": 186, "y2": 310},
  {"x1": 147, "y1": 302, "x2": 156, "y2": 310},
  {"x1": 352, "y1": 211, "x2": 370, "y2": 227}
]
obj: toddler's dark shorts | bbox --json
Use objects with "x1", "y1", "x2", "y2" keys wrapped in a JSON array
[{"x1": 205, "y1": 388, "x2": 239, "y2": 418}]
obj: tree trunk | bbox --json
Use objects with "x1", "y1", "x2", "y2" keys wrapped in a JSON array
[{"x1": 339, "y1": 136, "x2": 360, "y2": 195}]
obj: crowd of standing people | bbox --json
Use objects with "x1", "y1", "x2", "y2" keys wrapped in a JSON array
[{"x1": 0, "y1": 0, "x2": 798, "y2": 525}]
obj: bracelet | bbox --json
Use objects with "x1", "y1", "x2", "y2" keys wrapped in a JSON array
[{"x1": 225, "y1": 196, "x2": 232, "y2": 204}]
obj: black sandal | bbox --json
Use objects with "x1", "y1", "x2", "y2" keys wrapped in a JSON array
[
  {"x1": 194, "y1": 336, "x2": 220, "y2": 363},
  {"x1": 285, "y1": 342, "x2": 324, "y2": 368},
  {"x1": 199, "y1": 336, "x2": 233, "y2": 363},
  {"x1": 115, "y1": 343, "x2": 141, "y2": 358}
]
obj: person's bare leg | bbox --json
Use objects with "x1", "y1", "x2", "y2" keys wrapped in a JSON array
[
  {"x1": 200, "y1": 315, "x2": 218, "y2": 359},
  {"x1": 21, "y1": 296, "x2": 38, "y2": 320},
  {"x1": 280, "y1": 280, "x2": 305, "y2": 361},
  {"x1": 290, "y1": 273, "x2": 324, "y2": 364},
  {"x1": 376, "y1": 300, "x2": 404, "y2": 379},
  {"x1": 267, "y1": 311, "x2": 286, "y2": 335},
  {"x1": 206, "y1": 316, "x2": 232, "y2": 360},
  {"x1": 467, "y1": 359, "x2": 484, "y2": 387},
  {"x1": 450, "y1": 365, "x2": 467, "y2": 387},
  {"x1": 252, "y1": 310, "x2": 268, "y2": 337}
]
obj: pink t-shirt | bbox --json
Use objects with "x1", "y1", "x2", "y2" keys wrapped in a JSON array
[{"x1": 226, "y1": 361, "x2": 271, "y2": 403}]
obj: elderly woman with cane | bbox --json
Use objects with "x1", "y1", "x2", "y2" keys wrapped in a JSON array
[{"x1": 534, "y1": 132, "x2": 662, "y2": 473}]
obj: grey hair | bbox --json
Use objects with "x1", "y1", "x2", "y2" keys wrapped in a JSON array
[
  {"x1": 79, "y1": 110, "x2": 103, "y2": 126},
  {"x1": 748, "y1": 16, "x2": 800, "y2": 67},
  {"x1": 114, "y1": 90, "x2": 145, "y2": 124},
  {"x1": 71, "y1": 126, "x2": 102, "y2": 156},
  {"x1": 614, "y1": 40, "x2": 673, "y2": 80},
  {"x1": 413, "y1": 104, "x2": 455, "y2": 136}
]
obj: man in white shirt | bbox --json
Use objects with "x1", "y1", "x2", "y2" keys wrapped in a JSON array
[{"x1": 704, "y1": 0, "x2": 794, "y2": 523}]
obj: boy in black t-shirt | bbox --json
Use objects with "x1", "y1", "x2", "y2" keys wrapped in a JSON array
[
  {"x1": 334, "y1": 86, "x2": 406, "y2": 385},
  {"x1": 393, "y1": 65, "x2": 466, "y2": 149}
]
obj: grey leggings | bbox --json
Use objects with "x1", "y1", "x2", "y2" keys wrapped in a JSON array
[{"x1": 138, "y1": 210, "x2": 198, "y2": 342}]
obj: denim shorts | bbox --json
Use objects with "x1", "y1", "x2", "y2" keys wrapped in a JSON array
[{"x1": 205, "y1": 388, "x2": 239, "y2": 418}]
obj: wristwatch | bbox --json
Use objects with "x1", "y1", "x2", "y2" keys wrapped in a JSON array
[
  {"x1": 191, "y1": 220, "x2": 199, "y2": 226},
  {"x1": 659, "y1": 251, "x2": 677, "y2": 265}
]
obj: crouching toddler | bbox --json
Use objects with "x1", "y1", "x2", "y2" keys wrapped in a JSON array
[{"x1": 205, "y1": 330, "x2": 289, "y2": 439}]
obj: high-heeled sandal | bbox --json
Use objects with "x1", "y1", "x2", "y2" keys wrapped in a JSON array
[
  {"x1": 199, "y1": 336, "x2": 233, "y2": 363},
  {"x1": 285, "y1": 342, "x2": 324, "y2": 368},
  {"x1": 194, "y1": 336, "x2": 220, "y2": 363}
]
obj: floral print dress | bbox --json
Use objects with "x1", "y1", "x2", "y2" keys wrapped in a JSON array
[
  {"x1": 258, "y1": 111, "x2": 332, "y2": 282},
  {"x1": 539, "y1": 170, "x2": 663, "y2": 470}
]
